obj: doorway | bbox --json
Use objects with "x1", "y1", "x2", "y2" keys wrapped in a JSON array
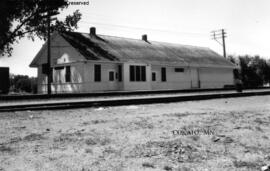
[{"x1": 191, "y1": 68, "x2": 200, "y2": 88}]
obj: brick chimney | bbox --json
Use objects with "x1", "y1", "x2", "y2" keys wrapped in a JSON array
[
  {"x1": 90, "y1": 27, "x2": 96, "y2": 36},
  {"x1": 142, "y1": 34, "x2": 147, "y2": 42}
]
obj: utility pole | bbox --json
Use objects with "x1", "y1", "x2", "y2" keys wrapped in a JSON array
[
  {"x1": 47, "y1": 10, "x2": 52, "y2": 95},
  {"x1": 211, "y1": 29, "x2": 227, "y2": 58},
  {"x1": 221, "y1": 29, "x2": 226, "y2": 58},
  {"x1": 42, "y1": 8, "x2": 58, "y2": 95}
]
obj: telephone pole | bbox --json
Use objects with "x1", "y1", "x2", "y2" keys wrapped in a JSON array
[
  {"x1": 211, "y1": 29, "x2": 227, "y2": 58},
  {"x1": 47, "y1": 11, "x2": 52, "y2": 95},
  {"x1": 41, "y1": 9, "x2": 58, "y2": 95}
]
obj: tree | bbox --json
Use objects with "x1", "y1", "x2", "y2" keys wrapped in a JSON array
[
  {"x1": 10, "y1": 74, "x2": 37, "y2": 93},
  {"x1": 230, "y1": 55, "x2": 270, "y2": 87},
  {"x1": 11, "y1": 74, "x2": 37, "y2": 93},
  {"x1": 0, "y1": 0, "x2": 81, "y2": 56}
]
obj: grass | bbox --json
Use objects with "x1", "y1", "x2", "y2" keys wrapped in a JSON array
[{"x1": 0, "y1": 96, "x2": 270, "y2": 170}]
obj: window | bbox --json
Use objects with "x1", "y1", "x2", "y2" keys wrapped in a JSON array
[
  {"x1": 135, "y1": 66, "x2": 141, "y2": 81},
  {"x1": 130, "y1": 65, "x2": 135, "y2": 81},
  {"x1": 42, "y1": 64, "x2": 53, "y2": 82},
  {"x1": 141, "y1": 66, "x2": 146, "y2": 81},
  {"x1": 175, "y1": 68, "x2": 184, "y2": 72},
  {"x1": 42, "y1": 63, "x2": 49, "y2": 74},
  {"x1": 152, "y1": 72, "x2": 156, "y2": 81},
  {"x1": 118, "y1": 65, "x2": 122, "y2": 81},
  {"x1": 55, "y1": 66, "x2": 64, "y2": 70},
  {"x1": 109, "y1": 71, "x2": 114, "y2": 81},
  {"x1": 161, "y1": 67, "x2": 166, "y2": 82},
  {"x1": 129, "y1": 65, "x2": 146, "y2": 82},
  {"x1": 65, "y1": 66, "x2": 71, "y2": 82},
  {"x1": 94, "y1": 64, "x2": 101, "y2": 82}
]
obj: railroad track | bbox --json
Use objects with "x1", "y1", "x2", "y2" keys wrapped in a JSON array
[
  {"x1": 1, "y1": 90, "x2": 270, "y2": 112},
  {"x1": 1, "y1": 87, "x2": 269, "y2": 101}
]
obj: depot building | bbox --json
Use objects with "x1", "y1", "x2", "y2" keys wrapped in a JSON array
[{"x1": 30, "y1": 27, "x2": 237, "y2": 94}]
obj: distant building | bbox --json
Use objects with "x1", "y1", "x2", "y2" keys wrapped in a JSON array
[
  {"x1": 30, "y1": 27, "x2": 237, "y2": 94},
  {"x1": 0, "y1": 67, "x2": 10, "y2": 94}
]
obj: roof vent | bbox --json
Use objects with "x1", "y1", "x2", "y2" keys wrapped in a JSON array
[
  {"x1": 142, "y1": 34, "x2": 147, "y2": 42},
  {"x1": 90, "y1": 27, "x2": 96, "y2": 36}
]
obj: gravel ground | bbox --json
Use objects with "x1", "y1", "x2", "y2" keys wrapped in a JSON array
[{"x1": 0, "y1": 96, "x2": 270, "y2": 171}]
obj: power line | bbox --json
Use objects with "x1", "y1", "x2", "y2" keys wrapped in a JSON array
[
  {"x1": 77, "y1": 20, "x2": 209, "y2": 37},
  {"x1": 57, "y1": 13, "x2": 209, "y2": 38}
]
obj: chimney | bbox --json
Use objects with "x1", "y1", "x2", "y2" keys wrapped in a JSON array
[
  {"x1": 90, "y1": 27, "x2": 96, "y2": 36},
  {"x1": 142, "y1": 34, "x2": 147, "y2": 42}
]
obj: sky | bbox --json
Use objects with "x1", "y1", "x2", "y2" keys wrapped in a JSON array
[{"x1": 1, "y1": 0, "x2": 270, "y2": 77}]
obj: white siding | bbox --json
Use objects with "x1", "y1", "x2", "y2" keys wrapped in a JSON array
[
  {"x1": 51, "y1": 63, "x2": 83, "y2": 93},
  {"x1": 44, "y1": 62, "x2": 121, "y2": 93},
  {"x1": 151, "y1": 65, "x2": 191, "y2": 90},
  {"x1": 82, "y1": 62, "x2": 120, "y2": 92},
  {"x1": 37, "y1": 62, "x2": 235, "y2": 93},
  {"x1": 199, "y1": 68, "x2": 234, "y2": 88}
]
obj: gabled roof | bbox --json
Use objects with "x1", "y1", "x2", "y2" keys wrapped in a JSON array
[
  {"x1": 60, "y1": 31, "x2": 236, "y2": 68},
  {"x1": 31, "y1": 31, "x2": 237, "y2": 68}
]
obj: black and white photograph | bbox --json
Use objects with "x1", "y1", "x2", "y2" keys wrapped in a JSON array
[{"x1": 1, "y1": 0, "x2": 270, "y2": 170}]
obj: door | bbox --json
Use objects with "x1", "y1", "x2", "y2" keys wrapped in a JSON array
[
  {"x1": 191, "y1": 68, "x2": 200, "y2": 88},
  {"x1": 108, "y1": 70, "x2": 117, "y2": 90}
]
